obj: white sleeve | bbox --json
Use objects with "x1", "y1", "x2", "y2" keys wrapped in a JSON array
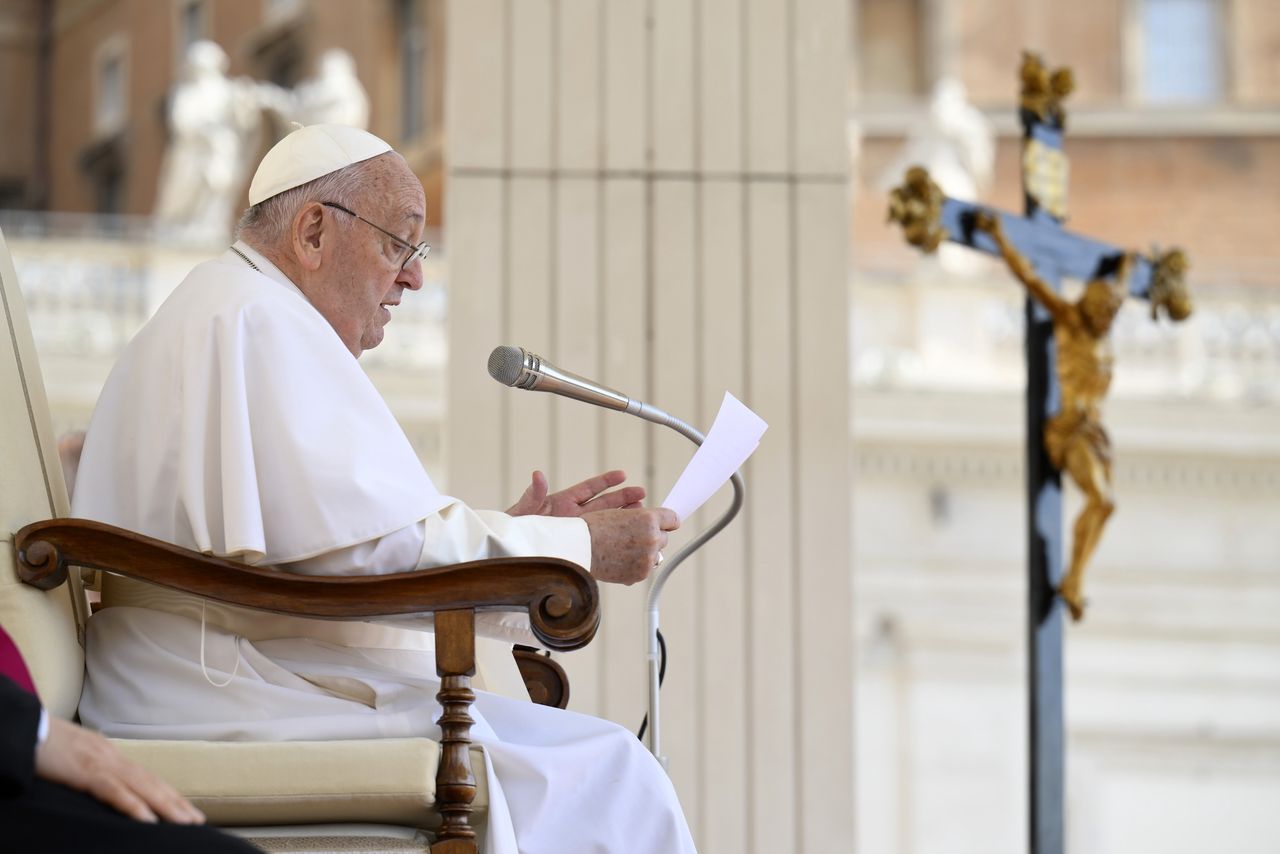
[
  {"x1": 280, "y1": 500, "x2": 593, "y2": 690},
  {"x1": 418, "y1": 503, "x2": 593, "y2": 569},
  {"x1": 280, "y1": 500, "x2": 592, "y2": 577}
]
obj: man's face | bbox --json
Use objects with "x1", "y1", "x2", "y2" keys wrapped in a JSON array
[{"x1": 313, "y1": 155, "x2": 426, "y2": 356}]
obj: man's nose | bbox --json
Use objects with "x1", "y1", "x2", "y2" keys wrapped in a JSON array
[{"x1": 398, "y1": 258, "x2": 424, "y2": 291}]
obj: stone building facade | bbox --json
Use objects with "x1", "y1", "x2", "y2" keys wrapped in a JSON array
[{"x1": 0, "y1": 0, "x2": 446, "y2": 227}]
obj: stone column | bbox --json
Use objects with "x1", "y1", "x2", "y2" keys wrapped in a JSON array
[{"x1": 445, "y1": 1, "x2": 852, "y2": 849}]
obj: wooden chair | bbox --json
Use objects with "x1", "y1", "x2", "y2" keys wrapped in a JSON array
[{"x1": 0, "y1": 226, "x2": 597, "y2": 853}]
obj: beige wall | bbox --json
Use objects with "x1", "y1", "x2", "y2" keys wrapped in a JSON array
[
  {"x1": 444, "y1": 1, "x2": 853, "y2": 851},
  {"x1": 0, "y1": 1, "x2": 42, "y2": 204},
  {"x1": 854, "y1": 0, "x2": 1280, "y2": 108}
]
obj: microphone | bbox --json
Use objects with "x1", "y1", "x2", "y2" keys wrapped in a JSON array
[{"x1": 487, "y1": 345, "x2": 673, "y2": 426}]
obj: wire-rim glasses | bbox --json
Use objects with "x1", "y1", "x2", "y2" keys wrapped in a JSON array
[{"x1": 321, "y1": 202, "x2": 431, "y2": 271}]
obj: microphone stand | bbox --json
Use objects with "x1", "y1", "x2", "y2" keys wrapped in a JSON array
[
  {"x1": 628, "y1": 405, "x2": 746, "y2": 768},
  {"x1": 486, "y1": 346, "x2": 746, "y2": 768}
]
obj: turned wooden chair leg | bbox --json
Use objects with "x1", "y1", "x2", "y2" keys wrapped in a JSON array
[{"x1": 432, "y1": 609, "x2": 478, "y2": 854}]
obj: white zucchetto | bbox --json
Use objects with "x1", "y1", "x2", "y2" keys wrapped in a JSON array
[{"x1": 247, "y1": 124, "x2": 391, "y2": 206}]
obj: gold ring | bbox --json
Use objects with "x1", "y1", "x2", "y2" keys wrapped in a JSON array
[{"x1": 655, "y1": 551, "x2": 664, "y2": 567}]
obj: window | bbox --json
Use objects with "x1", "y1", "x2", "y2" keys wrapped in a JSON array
[
  {"x1": 1140, "y1": 0, "x2": 1225, "y2": 103},
  {"x1": 93, "y1": 37, "x2": 128, "y2": 137},
  {"x1": 264, "y1": 0, "x2": 303, "y2": 26},
  {"x1": 177, "y1": 0, "x2": 205, "y2": 56},
  {"x1": 398, "y1": 0, "x2": 427, "y2": 141}
]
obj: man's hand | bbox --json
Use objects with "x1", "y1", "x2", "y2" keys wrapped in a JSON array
[
  {"x1": 507, "y1": 469, "x2": 645, "y2": 518},
  {"x1": 582, "y1": 508, "x2": 680, "y2": 586},
  {"x1": 36, "y1": 717, "x2": 206, "y2": 825}
]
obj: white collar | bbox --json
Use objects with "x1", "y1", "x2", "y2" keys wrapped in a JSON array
[{"x1": 229, "y1": 240, "x2": 308, "y2": 301}]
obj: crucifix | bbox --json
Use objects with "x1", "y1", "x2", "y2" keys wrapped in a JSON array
[{"x1": 887, "y1": 52, "x2": 1192, "y2": 854}]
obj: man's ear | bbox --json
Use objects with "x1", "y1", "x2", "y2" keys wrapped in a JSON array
[{"x1": 292, "y1": 203, "x2": 327, "y2": 272}]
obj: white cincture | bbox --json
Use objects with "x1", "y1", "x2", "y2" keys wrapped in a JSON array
[{"x1": 199, "y1": 598, "x2": 241, "y2": 688}]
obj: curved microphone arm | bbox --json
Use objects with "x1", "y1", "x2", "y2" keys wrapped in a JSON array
[
  {"x1": 638, "y1": 410, "x2": 745, "y2": 611},
  {"x1": 635, "y1": 406, "x2": 746, "y2": 766}
]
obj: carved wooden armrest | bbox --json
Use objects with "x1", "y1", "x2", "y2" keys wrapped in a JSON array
[
  {"x1": 14, "y1": 517, "x2": 600, "y2": 854},
  {"x1": 15, "y1": 518, "x2": 598, "y2": 651}
]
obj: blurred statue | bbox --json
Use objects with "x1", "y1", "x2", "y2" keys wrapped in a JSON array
[
  {"x1": 153, "y1": 41, "x2": 287, "y2": 244},
  {"x1": 880, "y1": 78, "x2": 995, "y2": 273},
  {"x1": 973, "y1": 210, "x2": 1133, "y2": 621},
  {"x1": 881, "y1": 78, "x2": 995, "y2": 205},
  {"x1": 292, "y1": 49, "x2": 370, "y2": 129}
]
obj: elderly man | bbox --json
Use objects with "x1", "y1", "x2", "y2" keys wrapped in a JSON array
[{"x1": 74, "y1": 125, "x2": 695, "y2": 853}]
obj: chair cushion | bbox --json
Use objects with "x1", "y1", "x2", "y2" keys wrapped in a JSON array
[{"x1": 112, "y1": 738, "x2": 489, "y2": 828}]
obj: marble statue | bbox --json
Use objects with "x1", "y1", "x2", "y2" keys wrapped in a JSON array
[
  {"x1": 291, "y1": 49, "x2": 370, "y2": 129},
  {"x1": 153, "y1": 41, "x2": 287, "y2": 245}
]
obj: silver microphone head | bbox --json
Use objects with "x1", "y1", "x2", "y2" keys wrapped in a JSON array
[
  {"x1": 487, "y1": 344, "x2": 632, "y2": 411},
  {"x1": 487, "y1": 345, "x2": 538, "y2": 388}
]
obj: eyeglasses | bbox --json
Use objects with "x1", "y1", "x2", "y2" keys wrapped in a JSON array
[{"x1": 321, "y1": 202, "x2": 431, "y2": 271}]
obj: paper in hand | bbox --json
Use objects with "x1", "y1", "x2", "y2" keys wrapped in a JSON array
[{"x1": 660, "y1": 392, "x2": 767, "y2": 521}]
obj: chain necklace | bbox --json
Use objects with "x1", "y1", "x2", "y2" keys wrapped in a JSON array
[{"x1": 231, "y1": 246, "x2": 261, "y2": 273}]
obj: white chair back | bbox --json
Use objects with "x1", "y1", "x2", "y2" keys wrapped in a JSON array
[{"x1": 0, "y1": 226, "x2": 89, "y2": 718}]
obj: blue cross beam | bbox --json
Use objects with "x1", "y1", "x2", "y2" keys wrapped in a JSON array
[{"x1": 886, "y1": 140, "x2": 1191, "y2": 324}]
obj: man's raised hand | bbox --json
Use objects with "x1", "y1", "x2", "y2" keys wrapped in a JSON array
[
  {"x1": 507, "y1": 469, "x2": 645, "y2": 518},
  {"x1": 582, "y1": 508, "x2": 680, "y2": 586}
]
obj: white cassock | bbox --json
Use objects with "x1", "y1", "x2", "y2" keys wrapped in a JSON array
[{"x1": 74, "y1": 242, "x2": 696, "y2": 854}]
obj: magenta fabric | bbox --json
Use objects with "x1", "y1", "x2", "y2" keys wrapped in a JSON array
[{"x1": 0, "y1": 624, "x2": 36, "y2": 697}]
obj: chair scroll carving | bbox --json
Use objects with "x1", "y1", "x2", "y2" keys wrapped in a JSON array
[{"x1": 513, "y1": 645, "x2": 571, "y2": 709}]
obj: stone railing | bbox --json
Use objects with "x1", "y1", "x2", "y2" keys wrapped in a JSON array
[{"x1": 852, "y1": 258, "x2": 1280, "y2": 404}]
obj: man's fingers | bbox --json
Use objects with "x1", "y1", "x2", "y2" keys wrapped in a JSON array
[
  {"x1": 655, "y1": 507, "x2": 680, "y2": 531},
  {"x1": 528, "y1": 470, "x2": 549, "y2": 503},
  {"x1": 86, "y1": 772, "x2": 159, "y2": 824},
  {"x1": 122, "y1": 764, "x2": 205, "y2": 824},
  {"x1": 582, "y1": 485, "x2": 646, "y2": 512},
  {"x1": 507, "y1": 470, "x2": 551, "y2": 515},
  {"x1": 566, "y1": 469, "x2": 627, "y2": 502}
]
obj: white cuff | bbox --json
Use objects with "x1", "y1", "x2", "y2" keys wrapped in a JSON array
[{"x1": 36, "y1": 706, "x2": 49, "y2": 745}]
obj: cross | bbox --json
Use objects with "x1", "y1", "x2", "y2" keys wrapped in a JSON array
[{"x1": 887, "y1": 53, "x2": 1191, "y2": 854}]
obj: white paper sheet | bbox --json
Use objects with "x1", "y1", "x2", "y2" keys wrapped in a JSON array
[{"x1": 660, "y1": 392, "x2": 767, "y2": 521}]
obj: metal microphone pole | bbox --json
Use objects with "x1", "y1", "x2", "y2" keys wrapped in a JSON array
[{"x1": 636, "y1": 408, "x2": 745, "y2": 769}]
